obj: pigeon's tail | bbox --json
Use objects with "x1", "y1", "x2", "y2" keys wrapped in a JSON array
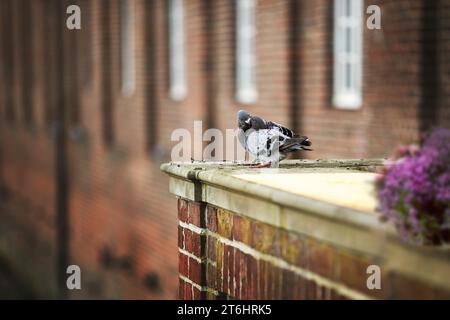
[{"x1": 279, "y1": 136, "x2": 313, "y2": 152}]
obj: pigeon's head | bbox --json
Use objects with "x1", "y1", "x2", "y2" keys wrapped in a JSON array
[{"x1": 237, "y1": 110, "x2": 252, "y2": 131}]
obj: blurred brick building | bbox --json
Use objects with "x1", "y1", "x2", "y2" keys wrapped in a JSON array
[{"x1": 0, "y1": 0, "x2": 449, "y2": 299}]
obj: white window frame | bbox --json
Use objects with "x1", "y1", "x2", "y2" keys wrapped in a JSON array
[
  {"x1": 236, "y1": 0, "x2": 257, "y2": 104},
  {"x1": 169, "y1": 0, "x2": 187, "y2": 101},
  {"x1": 333, "y1": 0, "x2": 363, "y2": 109},
  {"x1": 120, "y1": 0, "x2": 135, "y2": 96}
]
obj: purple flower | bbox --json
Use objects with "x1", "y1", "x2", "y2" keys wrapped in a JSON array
[{"x1": 377, "y1": 128, "x2": 450, "y2": 245}]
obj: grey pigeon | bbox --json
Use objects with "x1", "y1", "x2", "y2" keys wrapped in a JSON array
[{"x1": 237, "y1": 110, "x2": 312, "y2": 167}]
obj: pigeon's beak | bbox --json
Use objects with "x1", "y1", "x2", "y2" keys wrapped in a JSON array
[{"x1": 245, "y1": 118, "x2": 251, "y2": 124}]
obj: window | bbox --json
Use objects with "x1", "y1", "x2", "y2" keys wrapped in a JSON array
[
  {"x1": 121, "y1": 0, "x2": 135, "y2": 96},
  {"x1": 102, "y1": 0, "x2": 114, "y2": 145},
  {"x1": 168, "y1": 0, "x2": 186, "y2": 101},
  {"x1": 236, "y1": 0, "x2": 257, "y2": 104},
  {"x1": 333, "y1": 0, "x2": 363, "y2": 109},
  {"x1": 22, "y1": 1, "x2": 34, "y2": 127}
]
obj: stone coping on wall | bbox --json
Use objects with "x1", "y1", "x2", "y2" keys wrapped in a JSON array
[{"x1": 161, "y1": 159, "x2": 450, "y2": 295}]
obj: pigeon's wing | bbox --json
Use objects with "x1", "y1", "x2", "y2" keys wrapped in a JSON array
[
  {"x1": 266, "y1": 121, "x2": 312, "y2": 152},
  {"x1": 246, "y1": 128, "x2": 288, "y2": 159},
  {"x1": 267, "y1": 121, "x2": 295, "y2": 138},
  {"x1": 246, "y1": 130, "x2": 269, "y2": 158},
  {"x1": 279, "y1": 136, "x2": 312, "y2": 152},
  {"x1": 250, "y1": 116, "x2": 269, "y2": 130},
  {"x1": 237, "y1": 128, "x2": 247, "y2": 151}
]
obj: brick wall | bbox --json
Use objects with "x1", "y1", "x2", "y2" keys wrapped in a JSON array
[
  {"x1": 0, "y1": 0, "x2": 181, "y2": 299},
  {"x1": 177, "y1": 198, "x2": 450, "y2": 300}
]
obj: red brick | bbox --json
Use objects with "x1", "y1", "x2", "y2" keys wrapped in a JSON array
[
  {"x1": 281, "y1": 269, "x2": 295, "y2": 300},
  {"x1": 179, "y1": 278, "x2": 185, "y2": 299},
  {"x1": 179, "y1": 252, "x2": 189, "y2": 277},
  {"x1": 222, "y1": 245, "x2": 230, "y2": 294},
  {"x1": 189, "y1": 257, "x2": 205, "y2": 286},
  {"x1": 239, "y1": 252, "x2": 248, "y2": 300},
  {"x1": 178, "y1": 225, "x2": 184, "y2": 250},
  {"x1": 280, "y1": 230, "x2": 306, "y2": 267},
  {"x1": 234, "y1": 249, "x2": 241, "y2": 299},
  {"x1": 248, "y1": 256, "x2": 258, "y2": 300},
  {"x1": 188, "y1": 202, "x2": 204, "y2": 227},
  {"x1": 273, "y1": 266, "x2": 282, "y2": 300},
  {"x1": 184, "y1": 283, "x2": 193, "y2": 300},
  {"x1": 306, "y1": 280, "x2": 317, "y2": 300},
  {"x1": 193, "y1": 287, "x2": 203, "y2": 300},
  {"x1": 228, "y1": 246, "x2": 235, "y2": 297},
  {"x1": 250, "y1": 221, "x2": 280, "y2": 255},
  {"x1": 232, "y1": 215, "x2": 251, "y2": 245},
  {"x1": 264, "y1": 263, "x2": 282, "y2": 300},
  {"x1": 217, "y1": 209, "x2": 233, "y2": 238},
  {"x1": 207, "y1": 263, "x2": 216, "y2": 289},
  {"x1": 329, "y1": 288, "x2": 341, "y2": 300},
  {"x1": 184, "y1": 229, "x2": 193, "y2": 253},
  {"x1": 178, "y1": 198, "x2": 189, "y2": 222},
  {"x1": 337, "y1": 250, "x2": 390, "y2": 299},
  {"x1": 206, "y1": 205, "x2": 218, "y2": 232},
  {"x1": 207, "y1": 235, "x2": 216, "y2": 261},
  {"x1": 258, "y1": 260, "x2": 267, "y2": 300},
  {"x1": 294, "y1": 275, "x2": 307, "y2": 300},
  {"x1": 189, "y1": 231, "x2": 204, "y2": 258},
  {"x1": 306, "y1": 239, "x2": 336, "y2": 280},
  {"x1": 216, "y1": 242, "x2": 224, "y2": 293},
  {"x1": 266, "y1": 263, "x2": 274, "y2": 299},
  {"x1": 391, "y1": 272, "x2": 450, "y2": 300},
  {"x1": 316, "y1": 285, "x2": 332, "y2": 300}
]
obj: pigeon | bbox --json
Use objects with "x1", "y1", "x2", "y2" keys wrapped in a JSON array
[{"x1": 237, "y1": 110, "x2": 312, "y2": 168}]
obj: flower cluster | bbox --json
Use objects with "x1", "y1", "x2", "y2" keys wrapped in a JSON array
[{"x1": 376, "y1": 128, "x2": 450, "y2": 245}]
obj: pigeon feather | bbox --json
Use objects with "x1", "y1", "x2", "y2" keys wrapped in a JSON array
[{"x1": 237, "y1": 110, "x2": 312, "y2": 167}]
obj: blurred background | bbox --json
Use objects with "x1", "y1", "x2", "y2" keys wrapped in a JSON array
[{"x1": 0, "y1": 0, "x2": 448, "y2": 299}]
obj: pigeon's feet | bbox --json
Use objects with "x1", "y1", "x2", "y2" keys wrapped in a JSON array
[
  {"x1": 240, "y1": 162, "x2": 257, "y2": 167},
  {"x1": 249, "y1": 162, "x2": 271, "y2": 168},
  {"x1": 240, "y1": 159, "x2": 262, "y2": 166}
]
